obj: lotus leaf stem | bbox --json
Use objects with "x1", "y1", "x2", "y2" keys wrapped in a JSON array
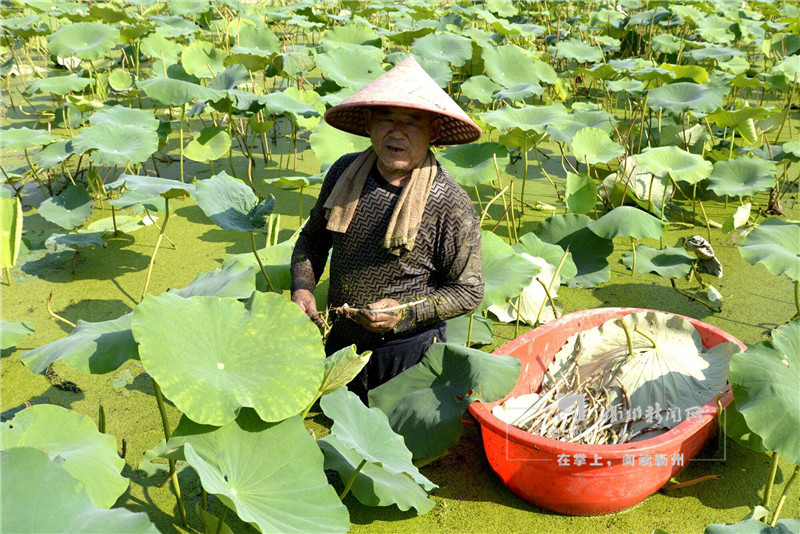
[
  {"x1": 152, "y1": 380, "x2": 188, "y2": 527},
  {"x1": 618, "y1": 318, "x2": 635, "y2": 360},
  {"x1": 793, "y1": 280, "x2": 799, "y2": 319},
  {"x1": 141, "y1": 197, "x2": 170, "y2": 301},
  {"x1": 536, "y1": 246, "x2": 569, "y2": 324},
  {"x1": 519, "y1": 137, "x2": 529, "y2": 226},
  {"x1": 215, "y1": 507, "x2": 229, "y2": 534},
  {"x1": 4, "y1": 267, "x2": 11, "y2": 286},
  {"x1": 770, "y1": 464, "x2": 799, "y2": 526},
  {"x1": 697, "y1": 199, "x2": 712, "y2": 241},
  {"x1": 250, "y1": 232, "x2": 275, "y2": 292},
  {"x1": 466, "y1": 313, "x2": 474, "y2": 347},
  {"x1": 493, "y1": 154, "x2": 514, "y2": 242},
  {"x1": 632, "y1": 327, "x2": 658, "y2": 349},
  {"x1": 532, "y1": 141, "x2": 565, "y2": 203},
  {"x1": 535, "y1": 277, "x2": 559, "y2": 322},
  {"x1": 46, "y1": 292, "x2": 76, "y2": 329},
  {"x1": 670, "y1": 279, "x2": 720, "y2": 312},
  {"x1": 479, "y1": 185, "x2": 509, "y2": 228},
  {"x1": 179, "y1": 105, "x2": 185, "y2": 183},
  {"x1": 763, "y1": 451, "x2": 780, "y2": 508},
  {"x1": 339, "y1": 459, "x2": 367, "y2": 500},
  {"x1": 473, "y1": 186, "x2": 483, "y2": 214},
  {"x1": 661, "y1": 474, "x2": 722, "y2": 492},
  {"x1": 142, "y1": 207, "x2": 176, "y2": 248},
  {"x1": 631, "y1": 237, "x2": 637, "y2": 275}
]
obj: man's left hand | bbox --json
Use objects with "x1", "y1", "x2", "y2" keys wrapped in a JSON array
[{"x1": 355, "y1": 299, "x2": 402, "y2": 333}]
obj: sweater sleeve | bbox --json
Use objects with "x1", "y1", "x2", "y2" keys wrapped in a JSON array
[
  {"x1": 290, "y1": 154, "x2": 359, "y2": 293},
  {"x1": 393, "y1": 179, "x2": 484, "y2": 333}
]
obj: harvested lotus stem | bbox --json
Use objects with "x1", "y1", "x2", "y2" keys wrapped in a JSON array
[{"x1": 330, "y1": 299, "x2": 426, "y2": 317}]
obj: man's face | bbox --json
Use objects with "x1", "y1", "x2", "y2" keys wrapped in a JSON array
[{"x1": 365, "y1": 107, "x2": 440, "y2": 178}]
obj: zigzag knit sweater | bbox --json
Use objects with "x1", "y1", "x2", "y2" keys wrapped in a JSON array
[{"x1": 291, "y1": 151, "x2": 484, "y2": 346}]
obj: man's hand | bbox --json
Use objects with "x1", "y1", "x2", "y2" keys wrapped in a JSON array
[
  {"x1": 355, "y1": 299, "x2": 402, "y2": 333},
  {"x1": 292, "y1": 289, "x2": 325, "y2": 328}
]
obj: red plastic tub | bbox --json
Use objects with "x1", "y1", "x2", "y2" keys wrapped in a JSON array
[{"x1": 467, "y1": 307, "x2": 747, "y2": 516}]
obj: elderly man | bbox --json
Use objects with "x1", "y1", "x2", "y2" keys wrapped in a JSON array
[{"x1": 290, "y1": 57, "x2": 484, "y2": 402}]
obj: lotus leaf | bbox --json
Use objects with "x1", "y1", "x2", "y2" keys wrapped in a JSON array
[
  {"x1": 1, "y1": 404, "x2": 127, "y2": 508},
  {"x1": 1, "y1": 448, "x2": 157, "y2": 533},
  {"x1": 24, "y1": 74, "x2": 92, "y2": 96},
  {"x1": 140, "y1": 31, "x2": 182, "y2": 64},
  {"x1": 72, "y1": 124, "x2": 158, "y2": 167},
  {"x1": 0, "y1": 319, "x2": 34, "y2": 350},
  {"x1": 589, "y1": 206, "x2": 666, "y2": 240},
  {"x1": 44, "y1": 232, "x2": 106, "y2": 252},
  {"x1": 740, "y1": 218, "x2": 800, "y2": 281},
  {"x1": 482, "y1": 43, "x2": 557, "y2": 87},
  {"x1": 489, "y1": 254, "x2": 560, "y2": 325},
  {"x1": 554, "y1": 39, "x2": 603, "y2": 63},
  {"x1": 729, "y1": 320, "x2": 800, "y2": 463},
  {"x1": 535, "y1": 213, "x2": 613, "y2": 288},
  {"x1": 1, "y1": 195, "x2": 23, "y2": 269},
  {"x1": 180, "y1": 414, "x2": 349, "y2": 533},
  {"x1": 324, "y1": 24, "x2": 381, "y2": 47},
  {"x1": 369, "y1": 343, "x2": 520, "y2": 459},
  {"x1": 137, "y1": 77, "x2": 227, "y2": 106},
  {"x1": 195, "y1": 171, "x2": 275, "y2": 232},
  {"x1": 38, "y1": 185, "x2": 93, "y2": 230},
  {"x1": 34, "y1": 140, "x2": 76, "y2": 169},
  {"x1": 318, "y1": 345, "x2": 372, "y2": 396},
  {"x1": 605, "y1": 79, "x2": 644, "y2": 94},
  {"x1": 480, "y1": 231, "x2": 536, "y2": 312},
  {"x1": 636, "y1": 146, "x2": 713, "y2": 184},
  {"x1": 107, "y1": 175, "x2": 195, "y2": 199},
  {"x1": 89, "y1": 106, "x2": 159, "y2": 131},
  {"x1": 315, "y1": 47, "x2": 384, "y2": 89},
  {"x1": 184, "y1": 126, "x2": 232, "y2": 163},
  {"x1": 648, "y1": 82, "x2": 723, "y2": 115},
  {"x1": 309, "y1": 121, "x2": 372, "y2": 170},
  {"x1": 460, "y1": 75, "x2": 503, "y2": 105},
  {"x1": 572, "y1": 127, "x2": 624, "y2": 165},
  {"x1": 411, "y1": 32, "x2": 472, "y2": 67},
  {"x1": 479, "y1": 103, "x2": 570, "y2": 134},
  {"x1": 622, "y1": 245, "x2": 694, "y2": 278},
  {"x1": 437, "y1": 143, "x2": 509, "y2": 187},
  {"x1": 319, "y1": 435, "x2": 435, "y2": 513},
  {"x1": 445, "y1": 314, "x2": 493, "y2": 346},
  {"x1": 261, "y1": 89, "x2": 321, "y2": 128},
  {"x1": 168, "y1": 264, "x2": 257, "y2": 300},
  {"x1": 47, "y1": 22, "x2": 119, "y2": 60},
  {"x1": 181, "y1": 40, "x2": 227, "y2": 78},
  {"x1": 0, "y1": 126, "x2": 57, "y2": 150},
  {"x1": 707, "y1": 157, "x2": 776, "y2": 198},
  {"x1": 108, "y1": 69, "x2": 134, "y2": 91},
  {"x1": 722, "y1": 203, "x2": 751, "y2": 234},
  {"x1": 492, "y1": 83, "x2": 544, "y2": 102},
  {"x1": 605, "y1": 156, "x2": 674, "y2": 216},
  {"x1": 223, "y1": 239, "x2": 296, "y2": 292},
  {"x1": 150, "y1": 15, "x2": 198, "y2": 38},
  {"x1": 651, "y1": 33, "x2": 683, "y2": 54},
  {"x1": 514, "y1": 232, "x2": 577, "y2": 280},
  {"x1": 565, "y1": 172, "x2": 597, "y2": 214},
  {"x1": 705, "y1": 518, "x2": 800, "y2": 534},
  {"x1": 278, "y1": 50, "x2": 316, "y2": 78},
  {"x1": 556, "y1": 311, "x2": 739, "y2": 433},
  {"x1": 547, "y1": 108, "x2": 617, "y2": 144},
  {"x1": 85, "y1": 215, "x2": 145, "y2": 235},
  {"x1": 227, "y1": 26, "x2": 281, "y2": 70},
  {"x1": 132, "y1": 292, "x2": 324, "y2": 425},
  {"x1": 724, "y1": 399, "x2": 766, "y2": 454}
]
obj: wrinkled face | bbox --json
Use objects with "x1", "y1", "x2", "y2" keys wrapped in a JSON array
[{"x1": 364, "y1": 107, "x2": 440, "y2": 179}]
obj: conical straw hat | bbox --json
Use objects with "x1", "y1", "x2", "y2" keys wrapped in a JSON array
[{"x1": 324, "y1": 56, "x2": 481, "y2": 145}]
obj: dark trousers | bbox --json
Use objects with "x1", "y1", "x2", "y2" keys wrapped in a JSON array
[{"x1": 325, "y1": 323, "x2": 446, "y2": 404}]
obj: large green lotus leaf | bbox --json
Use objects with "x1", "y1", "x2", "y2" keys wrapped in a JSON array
[
  {"x1": 47, "y1": 22, "x2": 119, "y2": 60},
  {"x1": 740, "y1": 218, "x2": 800, "y2": 281},
  {"x1": 437, "y1": 143, "x2": 509, "y2": 187},
  {"x1": 261, "y1": 89, "x2": 321, "y2": 128},
  {"x1": 319, "y1": 345, "x2": 372, "y2": 396},
  {"x1": 1, "y1": 448, "x2": 157, "y2": 534},
  {"x1": 72, "y1": 124, "x2": 158, "y2": 167},
  {"x1": 535, "y1": 214, "x2": 613, "y2": 288},
  {"x1": 369, "y1": 343, "x2": 520, "y2": 459},
  {"x1": 444, "y1": 314, "x2": 494, "y2": 346},
  {"x1": 492, "y1": 82, "x2": 543, "y2": 103},
  {"x1": 411, "y1": 32, "x2": 472, "y2": 67},
  {"x1": 547, "y1": 108, "x2": 617, "y2": 144},
  {"x1": 150, "y1": 15, "x2": 198, "y2": 38},
  {"x1": 264, "y1": 173, "x2": 324, "y2": 190},
  {"x1": 137, "y1": 76, "x2": 227, "y2": 106},
  {"x1": 38, "y1": 185, "x2": 93, "y2": 230},
  {"x1": 44, "y1": 232, "x2": 106, "y2": 252},
  {"x1": 324, "y1": 24, "x2": 381, "y2": 47},
  {"x1": 34, "y1": 140, "x2": 76, "y2": 169},
  {"x1": 168, "y1": 264, "x2": 257, "y2": 300},
  {"x1": 132, "y1": 292, "x2": 324, "y2": 425},
  {"x1": 605, "y1": 78, "x2": 645, "y2": 94},
  {"x1": 648, "y1": 82, "x2": 723, "y2": 115},
  {"x1": 622, "y1": 245, "x2": 693, "y2": 278},
  {"x1": 0, "y1": 318, "x2": 34, "y2": 350},
  {"x1": 707, "y1": 157, "x2": 777, "y2": 198},
  {"x1": 513, "y1": 232, "x2": 578, "y2": 280},
  {"x1": 705, "y1": 518, "x2": 800, "y2": 534},
  {"x1": 321, "y1": 388, "x2": 434, "y2": 487},
  {"x1": 724, "y1": 399, "x2": 765, "y2": 454},
  {"x1": 319, "y1": 435, "x2": 434, "y2": 513},
  {"x1": 730, "y1": 320, "x2": 800, "y2": 463},
  {"x1": 22, "y1": 314, "x2": 136, "y2": 375},
  {"x1": 605, "y1": 156, "x2": 674, "y2": 216},
  {"x1": 1, "y1": 405, "x2": 127, "y2": 508},
  {"x1": 223, "y1": 239, "x2": 296, "y2": 292},
  {"x1": 571, "y1": 127, "x2": 624, "y2": 165},
  {"x1": 108, "y1": 69, "x2": 134, "y2": 91},
  {"x1": 109, "y1": 190, "x2": 166, "y2": 213},
  {"x1": 24, "y1": 74, "x2": 92, "y2": 96},
  {"x1": 636, "y1": 146, "x2": 712, "y2": 184},
  {"x1": 722, "y1": 203, "x2": 751, "y2": 234},
  {"x1": 140, "y1": 31, "x2": 182, "y2": 63},
  {"x1": 181, "y1": 40, "x2": 227, "y2": 79},
  {"x1": 0, "y1": 127, "x2": 57, "y2": 150},
  {"x1": 315, "y1": 47, "x2": 384, "y2": 89},
  {"x1": 89, "y1": 106, "x2": 159, "y2": 131},
  {"x1": 226, "y1": 25, "x2": 281, "y2": 70},
  {"x1": 460, "y1": 75, "x2": 502, "y2": 105},
  {"x1": 558, "y1": 312, "x2": 738, "y2": 433},
  {"x1": 479, "y1": 103, "x2": 570, "y2": 134},
  {"x1": 184, "y1": 126, "x2": 232, "y2": 163},
  {"x1": 309, "y1": 121, "x2": 372, "y2": 171},
  {"x1": 554, "y1": 39, "x2": 603, "y2": 63},
  {"x1": 482, "y1": 43, "x2": 557, "y2": 87},
  {"x1": 196, "y1": 171, "x2": 274, "y2": 232},
  {"x1": 1, "y1": 195, "x2": 23, "y2": 268},
  {"x1": 480, "y1": 231, "x2": 535, "y2": 312},
  {"x1": 489, "y1": 254, "x2": 562, "y2": 325},
  {"x1": 588, "y1": 206, "x2": 666, "y2": 240},
  {"x1": 107, "y1": 174, "x2": 195, "y2": 199},
  {"x1": 181, "y1": 414, "x2": 349, "y2": 533},
  {"x1": 565, "y1": 172, "x2": 597, "y2": 214}
]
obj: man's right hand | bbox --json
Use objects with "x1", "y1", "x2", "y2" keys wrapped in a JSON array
[{"x1": 292, "y1": 289, "x2": 325, "y2": 328}]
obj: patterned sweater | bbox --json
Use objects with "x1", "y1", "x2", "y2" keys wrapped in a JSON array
[{"x1": 291, "y1": 151, "x2": 484, "y2": 346}]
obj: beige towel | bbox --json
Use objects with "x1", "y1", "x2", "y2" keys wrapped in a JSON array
[{"x1": 324, "y1": 147, "x2": 437, "y2": 255}]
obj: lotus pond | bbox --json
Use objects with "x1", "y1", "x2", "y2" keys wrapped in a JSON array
[{"x1": 1, "y1": 1, "x2": 799, "y2": 533}]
